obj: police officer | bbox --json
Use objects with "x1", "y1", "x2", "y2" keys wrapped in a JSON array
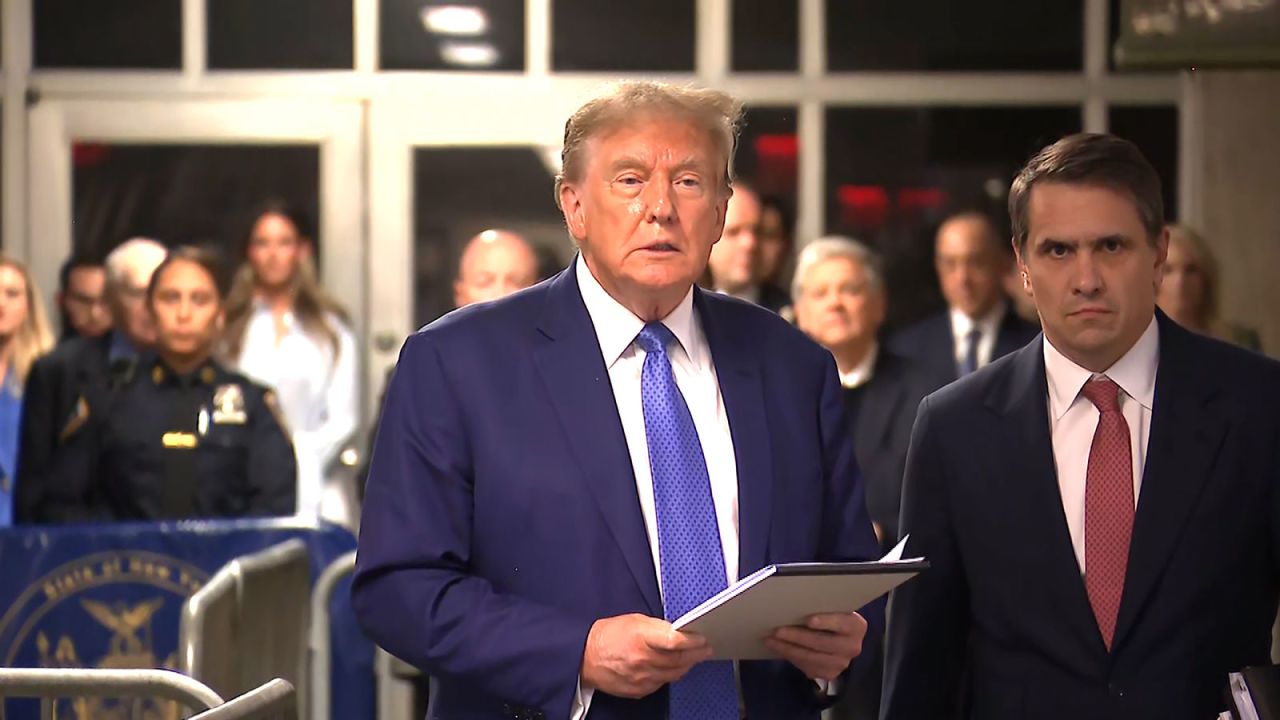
[{"x1": 45, "y1": 245, "x2": 296, "y2": 521}]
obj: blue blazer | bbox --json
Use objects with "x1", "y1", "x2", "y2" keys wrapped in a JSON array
[
  {"x1": 882, "y1": 311, "x2": 1280, "y2": 719},
  {"x1": 353, "y1": 262, "x2": 882, "y2": 719}
]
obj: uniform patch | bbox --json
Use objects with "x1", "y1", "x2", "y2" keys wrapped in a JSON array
[
  {"x1": 161, "y1": 432, "x2": 198, "y2": 449},
  {"x1": 58, "y1": 396, "x2": 91, "y2": 442},
  {"x1": 211, "y1": 384, "x2": 247, "y2": 425}
]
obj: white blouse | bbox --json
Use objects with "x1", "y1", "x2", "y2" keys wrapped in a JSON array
[{"x1": 235, "y1": 300, "x2": 358, "y2": 520}]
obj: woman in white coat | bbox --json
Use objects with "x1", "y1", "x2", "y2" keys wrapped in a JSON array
[{"x1": 221, "y1": 200, "x2": 357, "y2": 523}]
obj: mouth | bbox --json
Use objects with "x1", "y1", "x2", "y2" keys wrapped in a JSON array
[
  {"x1": 638, "y1": 242, "x2": 679, "y2": 254},
  {"x1": 1069, "y1": 307, "x2": 1111, "y2": 318}
]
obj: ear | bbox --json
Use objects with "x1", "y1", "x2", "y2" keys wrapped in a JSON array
[
  {"x1": 215, "y1": 310, "x2": 226, "y2": 331},
  {"x1": 300, "y1": 239, "x2": 315, "y2": 261},
  {"x1": 1012, "y1": 237, "x2": 1033, "y2": 296},
  {"x1": 1153, "y1": 225, "x2": 1170, "y2": 291},
  {"x1": 712, "y1": 186, "x2": 733, "y2": 246},
  {"x1": 559, "y1": 183, "x2": 588, "y2": 243}
]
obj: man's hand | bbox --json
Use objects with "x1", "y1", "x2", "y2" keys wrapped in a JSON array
[
  {"x1": 581, "y1": 613, "x2": 713, "y2": 699},
  {"x1": 764, "y1": 612, "x2": 867, "y2": 682}
]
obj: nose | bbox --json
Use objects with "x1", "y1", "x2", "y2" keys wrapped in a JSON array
[
  {"x1": 1072, "y1": 251, "x2": 1103, "y2": 296},
  {"x1": 644, "y1": 178, "x2": 676, "y2": 224}
]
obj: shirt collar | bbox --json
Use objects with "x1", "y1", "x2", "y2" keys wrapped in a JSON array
[
  {"x1": 950, "y1": 300, "x2": 1006, "y2": 341},
  {"x1": 1044, "y1": 315, "x2": 1159, "y2": 420},
  {"x1": 839, "y1": 343, "x2": 879, "y2": 389},
  {"x1": 575, "y1": 254, "x2": 700, "y2": 368}
]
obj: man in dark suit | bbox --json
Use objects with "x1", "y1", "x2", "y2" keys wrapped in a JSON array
[
  {"x1": 882, "y1": 133, "x2": 1280, "y2": 719},
  {"x1": 15, "y1": 237, "x2": 166, "y2": 522},
  {"x1": 888, "y1": 212, "x2": 1037, "y2": 390},
  {"x1": 353, "y1": 81, "x2": 881, "y2": 720},
  {"x1": 706, "y1": 182, "x2": 791, "y2": 314},
  {"x1": 791, "y1": 236, "x2": 931, "y2": 551}
]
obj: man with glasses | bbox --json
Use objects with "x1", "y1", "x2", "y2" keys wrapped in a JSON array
[
  {"x1": 15, "y1": 237, "x2": 167, "y2": 523},
  {"x1": 55, "y1": 255, "x2": 112, "y2": 342}
]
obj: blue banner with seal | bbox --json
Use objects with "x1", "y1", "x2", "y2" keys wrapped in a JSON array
[{"x1": 0, "y1": 518, "x2": 374, "y2": 719}]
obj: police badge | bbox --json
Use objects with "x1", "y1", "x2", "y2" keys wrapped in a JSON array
[{"x1": 211, "y1": 384, "x2": 247, "y2": 425}]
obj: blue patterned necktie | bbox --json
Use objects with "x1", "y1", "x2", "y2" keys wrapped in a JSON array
[{"x1": 635, "y1": 322, "x2": 738, "y2": 720}]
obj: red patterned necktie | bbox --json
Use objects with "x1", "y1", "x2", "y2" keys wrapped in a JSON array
[{"x1": 1081, "y1": 377, "x2": 1134, "y2": 650}]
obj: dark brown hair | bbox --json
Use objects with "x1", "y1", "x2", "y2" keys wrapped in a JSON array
[
  {"x1": 1009, "y1": 133, "x2": 1164, "y2": 252},
  {"x1": 220, "y1": 199, "x2": 349, "y2": 362},
  {"x1": 146, "y1": 245, "x2": 229, "y2": 303}
]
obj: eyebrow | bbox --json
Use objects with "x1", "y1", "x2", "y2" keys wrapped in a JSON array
[
  {"x1": 1038, "y1": 233, "x2": 1130, "y2": 247},
  {"x1": 606, "y1": 155, "x2": 707, "y2": 176}
]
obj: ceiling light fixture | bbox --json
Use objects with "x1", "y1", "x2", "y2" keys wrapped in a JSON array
[{"x1": 420, "y1": 5, "x2": 490, "y2": 36}]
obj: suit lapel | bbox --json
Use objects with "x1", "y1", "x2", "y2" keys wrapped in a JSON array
[
  {"x1": 532, "y1": 265, "x2": 663, "y2": 615},
  {"x1": 697, "y1": 292, "x2": 774, "y2": 578},
  {"x1": 1112, "y1": 315, "x2": 1227, "y2": 648},
  {"x1": 990, "y1": 342, "x2": 1104, "y2": 655}
]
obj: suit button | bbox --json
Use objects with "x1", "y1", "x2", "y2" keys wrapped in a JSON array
[{"x1": 1108, "y1": 682, "x2": 1124, "y2": 697}]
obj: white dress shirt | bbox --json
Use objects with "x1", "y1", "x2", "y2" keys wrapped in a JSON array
[
  {"x1": 838, "y1": 342, "x2": 879, "y2": 390},
  {"x1": 1044, "y1": 316, "x2": 1158, "y2": 573},
  {"x1": 235, "y1": 300, "x2": 359, "y2": 521},
  {"x1": 572, "y1": 255, "x2": 741, "y2": 718},
  {"x1": 950, "y1": 302, "x2": 1007, "y2": 371}
]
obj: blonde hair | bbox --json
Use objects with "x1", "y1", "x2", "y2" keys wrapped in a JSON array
[
  {"x1": 221, "y1": 206, "x2": 349, "y2": 363},
  {"x1": 555, "y1": 81, "x2": 744, "y2": 208},
  {"x1": 0, "y1": 255, "x2": 55, "y2": 390},
  {"x1": 1165, "y1": 223, "x2": 1224, "y2": 333}
]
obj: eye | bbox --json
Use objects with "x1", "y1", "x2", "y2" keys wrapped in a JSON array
[
  {"x1": 1102, "y1": 238, "x2": 1123, "y2": 253},
  {"x1": 1046, "y1": 242, "x2": 1070, "y2": 258}
]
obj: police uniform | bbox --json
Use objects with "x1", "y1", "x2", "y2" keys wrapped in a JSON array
[{"x1": 47, "y1": 356, "x2": 297, "y2": 521}]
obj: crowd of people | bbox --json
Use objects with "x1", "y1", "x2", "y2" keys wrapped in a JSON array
[{"x1": 0, "y1": 78, "x2": 1272, "y2": 719}]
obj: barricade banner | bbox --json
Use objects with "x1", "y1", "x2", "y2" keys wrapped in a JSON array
[{"x1": 0, "y1": 519, "x2": 373, "y2": 719}]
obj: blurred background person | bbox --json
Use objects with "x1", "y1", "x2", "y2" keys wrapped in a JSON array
[
  {"x1": 889, "y1": 211, "x2": 1038, "y2": 389},
  {"x1": 44, "y1": 246, "x2": 296, "y2": 522},
  {"x1": 15, "y1": 237, "x2": 166, "y2": 523},
  {"x1": 791, "y1": 236, "x2": 930, "y2": 551},
  {"x1": 54, "y1": 254, "x2": 111, "y2": 343},
  {"x1": 706, "y1": 183, "x2": 791, "y2": 313},
  {"x1": 758, "y1": 194, "x2": 796, "y2": 302},
  {"x1": 221, "y1": 199, "x2": 357, "y2": 524},
  {"x1": 1158, "y1": 223, "x2": 1262, "y2": 351},
  {"x1": 452, "y1": 228, "x2": 539, "y2": 307},
  {"x1": 0, "y1": 257, "x2": 54, "y2": 527}
]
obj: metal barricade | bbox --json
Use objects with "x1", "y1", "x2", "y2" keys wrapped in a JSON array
[
  {"x1": 0, "y1": 667, "x2": 224, "y2": 719},
  {"x1": 308, "y1": 550, "x2": 354, "y2": 720},
  {"x1": 187, "y1": 679, "x2": 296, "y2": 720},
  {"x1": 179, "y1": 539, "x2": 310, "y2": 717}
]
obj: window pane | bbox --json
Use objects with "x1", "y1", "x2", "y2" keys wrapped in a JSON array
[
  {"x1": 208, "y1": 0, "x2": 353, "y2": 70},
  {"x1": 732, "y1": 0, "x2": 798, "y2": 72},
  {"x1": 825, "y1": 106, "x2": 1082, "y2": 329},
  {"x1": 736, "y1": 106, "x2": 798, "y2": 211},
  {"x1": 553, "y1": 0, "x2": 694, "y2": 72},
  {"x1": 382, "y1": 0, "x2": 524, "y2": 71},
  {"x1": 413, "y1": 148, "x2": 569, "y2": 326},
  {"x1": 827, "y1": 0, "x2": 1082, "y2": 71},
  {"x1": 1109, "y1": 106, "x2": 1180, "y2": 221},
  {"x1": 72, "y1": 144, "x2": 319, "y2": 260},
  {"x1": 35, "y1": 0, "x2": 181, "y2": 70}
]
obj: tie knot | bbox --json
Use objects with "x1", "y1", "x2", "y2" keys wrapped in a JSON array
[
  {"x1": 1081, "y1": 377, "x2": 1122, "y2": 413},
  {"x1": 636, "y1": 322, "x2": 675, "y2": 355}
]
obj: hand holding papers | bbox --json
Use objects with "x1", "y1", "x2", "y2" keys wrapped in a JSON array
[{"x1": 672, "y1": 536, "x2": 927, "y2": 660}]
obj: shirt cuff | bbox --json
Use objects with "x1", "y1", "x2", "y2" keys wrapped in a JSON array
[{"x1": 570, "y1": 677, "x2": 595, "y2": 720}]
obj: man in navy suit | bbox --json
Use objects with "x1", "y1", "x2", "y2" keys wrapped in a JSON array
[
  {"x1": 353, "y1": 81, "x2": 881, "y2": 720},
  {"x1": 882, "y1": 133, "x2": 1280, "y2": 719},
  {"x1": 888, "y1": 212, "x2": 1037, "y2": 390}
]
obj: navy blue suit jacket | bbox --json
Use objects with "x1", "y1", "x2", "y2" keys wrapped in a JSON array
[
  {"x1": 888, "y1": 307, "x2": 1038, "y2": 392},
  {"x1": 882, "y1": 312, "x2": 1280, "y2": 719},
  {"x1": 353, "y1": 263, "x2": 882, "y2": 719}
]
